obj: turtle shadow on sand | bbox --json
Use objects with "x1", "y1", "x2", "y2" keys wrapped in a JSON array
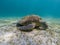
[{"x1": 16, "y1": 15, "x2": 48, "y2": 32}]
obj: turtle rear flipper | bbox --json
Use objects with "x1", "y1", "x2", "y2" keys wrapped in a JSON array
[{"x1": 39, "y1": 22, "x2": 48, "y2": 30}]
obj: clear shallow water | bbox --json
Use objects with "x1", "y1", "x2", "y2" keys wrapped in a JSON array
[
  {"x1": 0, "y1": 0, "x2": 60, "y2": 18},
  {"x1": 0, "y1": 0, "x2": 60, "y2": 45}
]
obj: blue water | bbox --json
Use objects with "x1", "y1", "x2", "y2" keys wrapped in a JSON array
[{"x1": 0, "y1": 0, "x2": 60, "y2": 18}]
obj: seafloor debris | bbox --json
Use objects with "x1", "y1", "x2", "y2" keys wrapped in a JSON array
[{"x1": 16, "y1": 15, "x2": 48, "y2": 31}]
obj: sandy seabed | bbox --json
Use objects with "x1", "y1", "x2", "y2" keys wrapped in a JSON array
[{"x1": 0, "y1": 18, "x2": 60, "y2": 45}]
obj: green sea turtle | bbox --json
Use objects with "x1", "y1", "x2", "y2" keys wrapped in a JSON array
[{"x1": 16, "y1": 15, "x2": 48, "y2": 31}]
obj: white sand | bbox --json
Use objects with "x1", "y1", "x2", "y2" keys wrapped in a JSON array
[{"x1": 0, "y1": 18, "x2": 60, "y2": 45}]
